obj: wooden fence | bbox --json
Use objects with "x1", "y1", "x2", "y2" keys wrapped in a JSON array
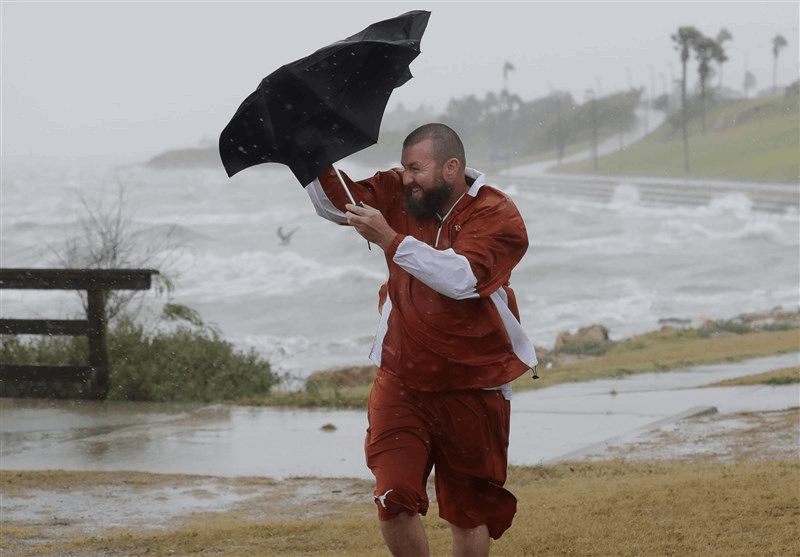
[{"x1": 0, "y1": 268, "x2": 159, "y2": 399}]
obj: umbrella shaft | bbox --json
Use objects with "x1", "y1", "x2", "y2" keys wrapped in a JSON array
[{"x1": 333, "y1": 166, "x2": 357, "y2": 205}]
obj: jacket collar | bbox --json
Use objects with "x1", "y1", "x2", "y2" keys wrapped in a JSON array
[{"x1": 464, "y1": 167, "x2": 486, "y2": 197}]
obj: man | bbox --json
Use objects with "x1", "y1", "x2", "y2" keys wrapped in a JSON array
[{"x1": 307, "y1": 123, "x2": 537, "y2": 557}]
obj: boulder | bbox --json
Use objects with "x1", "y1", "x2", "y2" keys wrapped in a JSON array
[{"x1": 554, "y1": 324, "x2": 610, "y2": 352}]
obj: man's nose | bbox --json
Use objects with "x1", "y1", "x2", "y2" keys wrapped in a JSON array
[{"x1": 401, "y1": 170, "x2": 413, "y2": 186}]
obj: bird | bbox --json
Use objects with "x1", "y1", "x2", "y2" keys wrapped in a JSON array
[{"x1": 277, "y1": 226, "x2": 299, "y2": 246}]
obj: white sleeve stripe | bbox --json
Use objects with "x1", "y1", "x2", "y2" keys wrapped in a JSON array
[
  {"x1": 392, "y1": 236, "x2": 479, "y2": 300},
  {"x1": 490, "y1": 289, "x2": 538, "y2": 368},
  {"x1": 307, "y1": 178, "x2": 348, "y2": 224},
  {"x1": 369, "y1": 296, "x2": 392, "y2": 367}
]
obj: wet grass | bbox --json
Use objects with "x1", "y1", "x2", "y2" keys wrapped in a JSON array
[
  {"x1": 248, "y1": 327, "x2": 799, "y2": 408},
  {"x1": 704, "y1": 366, "x2": 800, "y2": 387},
  {"x1": 4, "y1": 460, "x2": 798, "y2": 556},
  {"x1": 552, "y1": 94, "x2": 799, "y2": 183}
]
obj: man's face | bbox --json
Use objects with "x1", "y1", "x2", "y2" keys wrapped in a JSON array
[{"x1": 400, "y1": 139, "x2": 453, "y2": 220}]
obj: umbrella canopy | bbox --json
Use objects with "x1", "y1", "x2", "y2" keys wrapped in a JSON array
[{"x1": 219, "y1": 10, "x2": 431, "y2": 185}]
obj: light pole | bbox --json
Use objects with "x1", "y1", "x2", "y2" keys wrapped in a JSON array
[
  {"x1": 586, "y1": 89, "x2": 598, "y2": 171},
  {"x1": 647, "y1": 64, "x2": 655, "y2": 137}
]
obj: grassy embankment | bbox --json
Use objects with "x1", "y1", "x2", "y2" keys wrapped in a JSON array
[
  {"x1": 4, "y1": 459, "x2": 798, "y2": 557},
  {"x1": 248, "y1": 324, "x2": 799, "y2": 408},
  {"x1": 552, "y1": 94, "x2": 799, "y2": 183}
]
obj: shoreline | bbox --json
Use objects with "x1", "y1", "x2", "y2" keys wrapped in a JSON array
[{"x1": 300, "y1": 306, "x2": 799, "y2": 390}]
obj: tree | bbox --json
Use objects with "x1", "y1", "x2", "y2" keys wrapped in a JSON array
[
  {"x1": 672, "y1": 26, "x2": 703, "y2": 172},
  {"x1": 52, "y1": 183, "x2": 181, "y2": 324},
  {"x1": 694, "y1": 35, "x2": 725, "y2": 133},
  {"x1": 503, "y1": 60, "x2": 515, "y2": 93},
  {"x1": 715, "y1": 28, "x2": 732, "y2": 89},
  {"x1": 743, "y1": 70, "x2": 757, "y2": 98},
  {"x1": 772, "y1": 34, "x2": 788, "y2": 94}
]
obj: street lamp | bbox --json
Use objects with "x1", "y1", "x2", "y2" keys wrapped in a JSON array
[
  {"x1": 647, "y1": 64, "x2": 655, "y2": 137},
  {"x1": 585, "y1": 89, "x2": 598, "y2": 171}
]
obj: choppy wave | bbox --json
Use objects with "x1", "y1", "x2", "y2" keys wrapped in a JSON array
[{"x1": 3, "y1": 162, "x2": 797, "y2": 379}]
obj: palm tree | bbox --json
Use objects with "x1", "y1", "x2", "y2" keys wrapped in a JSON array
[
  {"x1": 694, "y1": 36, "x2": 725, "y2": 133},
  {"x1": 715, "y1": 28, "x2": 733, "y2": 89},
  {"x1": 772, "y1": 34, "x2": 788, "y2": 94},
  {"x1": 743, "y1": 70, "x2": 757, "y2": 98},
  {"x1": 672, "y1": 26, "x2": 703, "y2": 172}
]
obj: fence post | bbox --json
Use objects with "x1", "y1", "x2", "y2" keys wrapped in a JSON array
[{"x1": 87, "y1": 288, "x2": 110, "y2": 399}]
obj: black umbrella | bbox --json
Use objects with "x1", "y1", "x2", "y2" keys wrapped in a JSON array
[{"x1": 219, "y1": 10, "x2": 431, "y2": 191}]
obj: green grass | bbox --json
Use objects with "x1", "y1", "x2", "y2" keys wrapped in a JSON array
[
  {"x1": 245, "y1": 327, "x2": 800, "y2": 408},
  {"x1": 552, "y1": 94, "x2": 799, "y2": 183},
  {"x1": 6, "y1": 461, "x2": 799, "y2": 557},
  {"x1": 705, "y1": 366, "x2": 800, "y2": 387},
  {"x1": 0, "y1": 316, "x2": 279, "y2": 402}
]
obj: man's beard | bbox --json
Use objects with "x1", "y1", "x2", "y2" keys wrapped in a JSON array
[{"x1": 404, "y1": 178, "x2": 453, "y2": 220}]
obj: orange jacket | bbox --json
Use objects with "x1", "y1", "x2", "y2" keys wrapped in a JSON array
[{"x1": 308, "y1": 166, "x2": 537, "y2": 391}]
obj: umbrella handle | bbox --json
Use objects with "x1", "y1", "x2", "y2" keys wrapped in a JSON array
[{"x1": 332, "y1": 165, "x2": 371, "y2": 250}]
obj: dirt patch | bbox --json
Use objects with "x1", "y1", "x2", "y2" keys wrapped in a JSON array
[
  {"x1": 1, "y1": 472, "x2": 373, "y2": 542},
  {"x1": 1, "y1": 409, "x2": 797, "y2": 555},
  {"x1": 579, "y1": 408, "x2": 799, "y2": 463}
]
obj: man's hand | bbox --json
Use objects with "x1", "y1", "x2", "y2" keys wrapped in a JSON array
[{"x1": 345, "y1": 203, "x2": 397, "y2": 252}]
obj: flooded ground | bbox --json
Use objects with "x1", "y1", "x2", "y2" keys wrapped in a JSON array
[
  {"x1": 2, "y1": 353, "x2": 797, "y2": 480},
  {"x1": 1, "y1": 353, "x2": 797, "y2": 553}
]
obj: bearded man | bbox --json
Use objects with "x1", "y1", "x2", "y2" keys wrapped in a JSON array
[{"x1": 307, "y1": 123, "x2": 537, "y2": 557}]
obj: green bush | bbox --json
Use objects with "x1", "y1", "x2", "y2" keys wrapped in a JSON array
[
  {"x1": 1, "y1": 316, "x2": 277, "y2": 402},
  {"x1": 0, "y1": 336, "x2": 91, "y2": 399}
]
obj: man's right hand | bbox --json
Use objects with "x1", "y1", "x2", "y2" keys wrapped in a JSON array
[{"x1": 345, "y1": 203, "x2": 397, "y2": 252}]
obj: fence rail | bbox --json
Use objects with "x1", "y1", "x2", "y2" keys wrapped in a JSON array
[{"x1": 0, "y1": 268, "x2": 159, "y2": 399}]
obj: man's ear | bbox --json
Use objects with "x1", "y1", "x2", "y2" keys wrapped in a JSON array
[{"x1": 443, "y1": 157, "x2": 460, "y2": 180}]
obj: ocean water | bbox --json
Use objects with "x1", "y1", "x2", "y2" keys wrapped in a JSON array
[{"x1": 2, "y1": 158, "x2": 798, "y2": 383}]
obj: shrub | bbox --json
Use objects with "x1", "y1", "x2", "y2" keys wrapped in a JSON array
[
  {"x1": 0, "y1": 336, "x2": 91, "y2": 399},
  {"x1": 1, "y1": 316, "x2": 277, "y2": 402}
]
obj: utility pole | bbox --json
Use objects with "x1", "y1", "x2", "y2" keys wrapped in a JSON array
[
  {"x1": 586, "y1": 89, "x2": 598, "y2": 171},
  {"x1": 648, "y1": 64, "x2": 655, "y2": 137}
]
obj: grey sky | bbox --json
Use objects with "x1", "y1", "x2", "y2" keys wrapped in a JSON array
[{"x1": 2, "y1": 1, "x2": 797, "y2": 164}]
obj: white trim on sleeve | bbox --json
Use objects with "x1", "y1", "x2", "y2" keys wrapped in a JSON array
[
  {"x1": 369, "y1": 295, "x2": 392, "y2": 367},
  {"x1": 392, "y1": 236, "x2": 479, "y2": 300},
  {"x1": 490, "y1": 288, "x2": 538, "y2": 368},
  {"x1": 307, "y1": 178, "x2": 348, "y2": 224}
]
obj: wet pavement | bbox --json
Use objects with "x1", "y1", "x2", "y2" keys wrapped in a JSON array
[{"x1": 1, "y1": 353, "x2": 797, "y2": 479}]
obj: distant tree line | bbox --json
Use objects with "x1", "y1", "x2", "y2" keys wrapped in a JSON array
[
  {"x1": 365, "y1": 88, "x2": 642, "y2": 167},
  {"x1": 670, "y1": 25, "x2": 790, "y2": 171}
]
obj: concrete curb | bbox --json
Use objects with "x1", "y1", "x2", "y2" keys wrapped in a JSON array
[{"x1": 542, "y1": 405, "x2": 719, "y2": 465}]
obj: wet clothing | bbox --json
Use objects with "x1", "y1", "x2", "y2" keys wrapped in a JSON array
[
  {"x1": 308, "y1": 166, "x2": 537, "y2": 390},
  {"x1": 366, "y1": 369, "x2": 517, "y2": 539},
  {"x1": 307, "y1": 165, "x2": 536, "y2": 539}
]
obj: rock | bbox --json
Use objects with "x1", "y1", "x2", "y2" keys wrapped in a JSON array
[
  {"x1": 554, "y1": 324, "x2": 609, "y2": 352},
  {"x1": 690, "y1": 315, "x2": 716, "y2": 329},
  {"x1": 727, "y1": 307, "x2": 799, "y2": 330},
  {"x1": 306, "y1": 365, "x2": 377, "y2": 388}
]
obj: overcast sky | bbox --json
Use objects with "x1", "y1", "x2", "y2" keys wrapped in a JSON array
[{"x1": 2, "y1": 1, "x2": 797, "y2": 164}]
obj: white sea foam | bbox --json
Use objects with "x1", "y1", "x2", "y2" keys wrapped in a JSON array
[{"x1": 2, "y1": 161, "x2": 797, "y2": 379}]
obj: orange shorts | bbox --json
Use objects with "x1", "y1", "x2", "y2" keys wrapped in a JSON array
[{"x1": 365, "y1": 368, "x2": 517, "y2": 540}]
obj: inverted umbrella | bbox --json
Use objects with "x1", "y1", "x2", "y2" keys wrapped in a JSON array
[{"x1": 219, "y1": 10, "x2": 431, "y2": 192}]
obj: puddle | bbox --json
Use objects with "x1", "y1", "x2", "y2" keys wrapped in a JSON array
[{"x1": 1, "y1": 353, "x2": 797, "y2": 479}]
